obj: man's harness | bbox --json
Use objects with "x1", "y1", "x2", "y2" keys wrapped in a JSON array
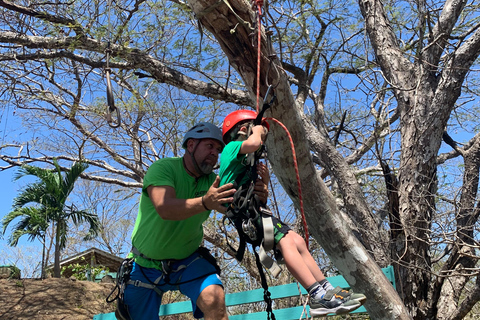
[{"x1": 106, "y1": 246, "x2": 220, "y2": 320}]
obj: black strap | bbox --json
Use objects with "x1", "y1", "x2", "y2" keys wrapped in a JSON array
[
  {"x1": 255, "y1": 85, "x2": 274, "y2": 126},
  {"x1": 134, "y1": 247, "x2": 220, "y2": 287},
  {"x1": 197, "y1": 246, "x2": 221, "y2": 275},
  {"x1": 224, "y1": 180, "x2": 276, "y2": 320},
  {"x1": 254, "y1": 250, "x2": 276, "y2": 320}
]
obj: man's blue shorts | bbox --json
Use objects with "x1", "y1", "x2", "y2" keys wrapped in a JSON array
[{"x1": 123, "y1": 250, "x2": 223, "y2": 319}]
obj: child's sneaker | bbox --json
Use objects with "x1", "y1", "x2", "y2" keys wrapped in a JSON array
[
  {"x1": 309, "y1": 288, "x2": 361, "y2": 316},
  {"x1": 330, "y1": 286, "x2": 367, "y2": 304}
]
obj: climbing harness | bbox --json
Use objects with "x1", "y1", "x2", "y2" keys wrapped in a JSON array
[
  {"x1": 104, "y1": 0, "x2": 121, "y2": 128},
  {"x1": 222, "y1": 98, "x2": 279, "y2": 320},
  {"x1": 106, "y1": 246, "x2": 221, "y2": 320},
  {"x1": 130, "y1": 246, "x2": 221, "y2": 283},
  {"x1": 219, "y1": 1, "x2": 310, "y2": 318}
]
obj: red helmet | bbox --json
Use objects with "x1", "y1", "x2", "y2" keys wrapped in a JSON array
[{"x1": 222, "y1": 110, "x2": 269, "y2": 143}]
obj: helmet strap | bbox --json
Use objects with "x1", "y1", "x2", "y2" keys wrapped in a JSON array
[
  {"x1": 246, "y1": 122, "x2": 254, "y2": 137},
  {"x1": 230, "y1": 121, "x2": 254, "y2": 142},
  {"x1": 186, "y1": 139, "x2": 209, "y2": 177}
]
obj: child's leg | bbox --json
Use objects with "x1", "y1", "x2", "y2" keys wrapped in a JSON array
[
  {"x1": 277, "y1": 229, "x2": 365, "y2": 315},
  {"x1": 282, "y1": 232, "x2": 367, "y2": 305},
  {"x1": 288, "y1": 231, "x2": 327, "y2": 282},
  {"x1": 277, "y1": 231, "x2": 324, "y2": 289}
]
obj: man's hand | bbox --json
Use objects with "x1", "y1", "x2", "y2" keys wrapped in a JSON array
[
  {"x1": 254, "y1": 163, "x2": 270, "y2": 204},
  {"x1": 203, "y1": 176, "x2": 236, "y2": 213}
]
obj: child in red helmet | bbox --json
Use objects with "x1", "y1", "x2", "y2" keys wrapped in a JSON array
[{"x1": 219, "y1": 110, "x2": 366, "y2": 317}]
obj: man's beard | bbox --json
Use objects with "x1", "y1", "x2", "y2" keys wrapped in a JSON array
[{"x1": 198, "y1": 161, "x2": 214, "y2": 175}]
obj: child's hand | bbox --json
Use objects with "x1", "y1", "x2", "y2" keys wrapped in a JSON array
[
  {"x1": 257, "y1": 162, "x2": 270, "y2": 185},
  {"x1": 252, "y1": 125, "x2": 268, "y2": 141}
]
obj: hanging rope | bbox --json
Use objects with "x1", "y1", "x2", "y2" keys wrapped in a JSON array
[
  {"x1": 251, "y1": 0, "x2": 309, "y2": 248},
  {"x1": 105, "y1": 0, "x2": 121, "y2": 128},
  {"x1": 254, "y1": 0, "x2": 264, "y2": 114}
]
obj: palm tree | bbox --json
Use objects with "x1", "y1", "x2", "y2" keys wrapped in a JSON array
[
  {"x1": 2, "y1": 206, "x2": 49, "y2": 278},
  {"x1": 2, "y1": 159, "x2": 100, "y2": 278}
]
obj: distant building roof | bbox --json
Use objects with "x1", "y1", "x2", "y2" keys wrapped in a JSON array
[{"x1": 47, "y1": 247, "x2": 124, "y2": 278}]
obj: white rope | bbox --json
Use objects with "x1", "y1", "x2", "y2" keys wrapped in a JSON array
[{"x1": 296, "y1": 282, "x2": 314, "y2": 320}]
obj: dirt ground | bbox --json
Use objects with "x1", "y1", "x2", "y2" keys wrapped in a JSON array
[{"x1": 0, "y1": 278, "x2": 117, "y2": 320}]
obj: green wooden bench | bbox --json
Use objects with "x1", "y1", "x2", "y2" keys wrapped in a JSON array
[{"x1": 93, "y1": 266, "x2": 395, "y2": 319}]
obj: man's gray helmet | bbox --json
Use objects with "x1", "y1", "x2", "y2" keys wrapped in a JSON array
[{"x1": 182, "y1": 122, "x2": 225, "y2": 149}]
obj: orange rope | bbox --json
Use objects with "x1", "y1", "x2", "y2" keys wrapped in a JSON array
[
  {"x1": 252, "y1": 0, "x2": 309, "y2": 248},
  {"x1": 265, "y1": 117, "x2": 309, "y2": 248},
  {"x1": 255, "y1": 0, "x2": 263, "y2": 114}
]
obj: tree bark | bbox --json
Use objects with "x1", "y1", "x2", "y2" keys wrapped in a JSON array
[
  {"x1": 358, "y1": 0, "x2": 480, "y2": 318},
  {"x1": 54, "y1": 220, "x2": 61, "y2": 278},
  {"x1": 187, "y1": 0, "x2": 410, "y2": 318}
]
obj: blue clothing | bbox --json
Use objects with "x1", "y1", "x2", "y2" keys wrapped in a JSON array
[{"x1": 124, "y1": 250, "x2": 223, "y2": 319}]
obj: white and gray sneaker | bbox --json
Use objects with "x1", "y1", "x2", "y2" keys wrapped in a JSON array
[{"x1": 309, "y1": 287, "x2": 362, "y2": 317}]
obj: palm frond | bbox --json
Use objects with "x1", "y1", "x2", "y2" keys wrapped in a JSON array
[
  {"x1": 2, "y1": 207, "x2": 48, "y2": 246},
  {"x1": 61, "y1": 161, "x2": 88, "y2": 200},
  {"x1": 12, "y1": 183, "x2": 47, "y2": 208},
  {"x1": 14, "y1": 164, "x2": 57, "y2": 185},
  {"x1": 6, "y1": 160, "x2": 94, "y2": 262}
]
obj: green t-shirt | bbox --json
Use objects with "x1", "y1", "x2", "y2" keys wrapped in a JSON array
[
  {"x1": 219, "y1": 140, "x2": 250, "y2": 187},
  {"x1": 130, "y1": 157, "x2": 215, "y2": 269}
]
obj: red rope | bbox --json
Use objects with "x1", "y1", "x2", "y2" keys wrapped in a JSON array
[
  {"x1": 255, "y1": 0, "x2": 262, "y2": 114},
  {"x1": 265, "y1": 117, "x2": 309, "y2": 248},
  {"x1": 252, "y1": 0, "x2": 309, "y2": 248}
]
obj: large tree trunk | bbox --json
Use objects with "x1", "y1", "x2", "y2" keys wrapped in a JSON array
[
  {"x1": 358, "y1": 0, "x2": 480, "y2": 318},
  {"x1": 187, "y1": 0, "x2": 410, "y2": 318}
]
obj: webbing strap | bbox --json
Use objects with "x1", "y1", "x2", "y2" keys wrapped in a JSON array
[
  {"x1": 127, "y1": 279, "x2": 164, "y2": 296},
  {"x1": 131, "y1": 246, "x2": 157, "y2": 261},
  {"x1": 258, "y1": 246, "x2": 281, "y2": 277},
  {"x1": 258, "y1": 208, "x2": 282, "y2": 277},
  {"x1": 128, "y1": 279, "x2": 156, "y2": 289},
  {"x1": 261, "y1": 208, "x2": 274, "y2": 251},
  {"x1": 131, "y1": 246, "x2": 200, "y2": 274}
]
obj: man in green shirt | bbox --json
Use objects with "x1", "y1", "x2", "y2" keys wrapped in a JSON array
[{"x1": 120, "y1": 122, "x2": 269, "y2": 320}]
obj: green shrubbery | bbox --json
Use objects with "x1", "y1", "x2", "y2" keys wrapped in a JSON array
[{"x1": 61, "y1": 257, "x2": 109, "y2": 281}]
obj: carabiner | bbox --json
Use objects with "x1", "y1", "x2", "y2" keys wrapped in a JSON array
[{"x1": 254, "y1": 85, "x2": 275, "y2": 126}]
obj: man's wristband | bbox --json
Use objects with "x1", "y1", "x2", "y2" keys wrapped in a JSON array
[{"x1": 201, "y1": 196, "x2": 210, "y2": 211}]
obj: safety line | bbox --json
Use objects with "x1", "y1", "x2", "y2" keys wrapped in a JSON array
[
  {"x1": 254, "y1": 0, "x2": 263, "y2": 114},
  {"x1": 251, "y1": 0, "x2": 309, "y2": 248},
  {"x1": 265, "y1": 117, "x2": 309, "y2": 248}
]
